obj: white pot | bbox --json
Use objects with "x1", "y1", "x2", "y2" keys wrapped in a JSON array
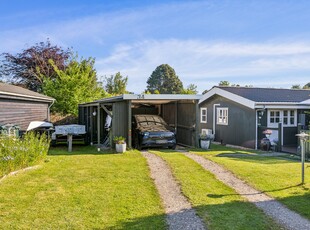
[
  {"x1": 116, "y1": 143, "x2": 126, "y2": 153},
  {"x1": 200, "y1": 140, "x2": 210, "y2": 149}
]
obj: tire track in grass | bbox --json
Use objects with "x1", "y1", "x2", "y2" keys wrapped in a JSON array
[
  {"x1": 183, "y1": 151, "x2": 310, "y2": 230},
  {"x1": 154, "y1": 150, "x2": 281, "y2": 230},
  {"x1": 142, "y1": 151, "x2": 206, "y2": 230}
]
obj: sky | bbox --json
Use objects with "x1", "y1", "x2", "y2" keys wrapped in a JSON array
[{"x1": 1, "y1": 0, "x2": 310, "y2": 94}]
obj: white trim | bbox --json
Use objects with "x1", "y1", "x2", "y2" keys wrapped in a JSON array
[
  {"x1": 0, "y1": 91, "x2": 54, "y2": 102},
  {"x1": 213, "y1": 104, "x2": 221, "y2": 136},
  {"x1": 217, "y1": 107, "x2": 228, "y2": 125},
  {"x1": 199, "y1": 87, "x2": 255, "y2": 109},
  {"x1": 200, "y1": 107, "x2": 207, "y2": 123}
]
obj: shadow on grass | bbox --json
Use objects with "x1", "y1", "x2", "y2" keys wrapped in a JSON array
[
  {"x1": 207, "y1": 183, "x2": 308, "y2": 198},
  {"x1": 113, "y1": 200, "x2": 289, "y2": 229},
  {"x1": 48, "y1": 145, "x2": 118, "y2": 156}
]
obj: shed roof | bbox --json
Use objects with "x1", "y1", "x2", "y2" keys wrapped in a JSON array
[
  {"x1": 0, "y1": 83, "x2": 54, "y2": 102},
  {"x1": 199, "y1": 86, "x2": 310, "y2": 109},
  {"x1": 80, "y1": 94, "x2": 202, "y2": 106},
  {"x1": 218, "y1": 86, "x2": 310, "y2": 103}
]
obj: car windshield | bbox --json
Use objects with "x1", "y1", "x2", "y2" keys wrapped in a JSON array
[{"x1": 135, "y1": 115, "x2": 167, "y2": 127}]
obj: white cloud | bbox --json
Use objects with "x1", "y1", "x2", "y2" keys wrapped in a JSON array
[{"x1": 95, "y1": 39, "x2": 310, "y2": 93}]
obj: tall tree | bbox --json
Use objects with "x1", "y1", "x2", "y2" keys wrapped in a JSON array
[
  {"x1": 43, "y1": 57, "x2": 108, "y2": 115},
  {"x1": 0, "y1": 39, "x2": 72, "y2": 92},
  {"x1": 146, "y1": 64, "x2": 183, "y2": 94},
  {"x1": 303, "y1": 82, "x2": 310, "y2": 89},
  {"x1": 104, "y1": 72, "x2": 128, "y2": 95}
]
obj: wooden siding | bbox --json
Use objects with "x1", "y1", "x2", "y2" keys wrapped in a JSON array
[
  {"x1": 162, "y1": 101, "x2": 197, "y2": 146},
  {"x1": 112, "y1": 101, "x2": 129, "y2": 141},
  {"x1": 0, "y1": 99, "x2": 49, "y2": 131},
  {"x1": 199, "y1": 95, "x2": 256, "y2": 148}
]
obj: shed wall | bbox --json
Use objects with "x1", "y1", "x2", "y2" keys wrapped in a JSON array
[
  {"x1": 112, "y1": 101, "x2": 129, "y2": 141},
  {"x1": 162, "y1": 101, "x2": 197, "y2": 146},
  {"x1": 199, "y1": 95, "x2": 256, "y2": 148},
  {"x1": 0, "y1": 99, "x2": 49, "y2": 131}
]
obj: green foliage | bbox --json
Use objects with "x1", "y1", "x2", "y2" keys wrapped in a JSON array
[
  {"x1": 182, "y1": 83, "x2": 198, "y2": 94},
  {"x1": 146, "y1": 64, "x2": 183, "y2": 94},
  {"x1": 43, "y1": 57, "x2": 108, "y2": 115},
  {"x1": 303, "y1": 82, "x2": 310, "y2": 89},
  {"x1": 113, "y1": 136, "x2": 126, "y2": 144},
  {"x1": 291, "y1": 84, "x2": 301, "y2": 89},
  {"x1": 0, "y1": 132, "x2": 50, "y2": 177},
  {"x1": 219, "y1": 80, "x2": 230, "y2": 86},
  {"x1": 105, "y1": 72, "x2": 128, "y2": 95}
]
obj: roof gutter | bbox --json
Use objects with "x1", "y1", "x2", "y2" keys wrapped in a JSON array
[{"x1": 0, "y1": 91, "x2": 54, "y2": 102}]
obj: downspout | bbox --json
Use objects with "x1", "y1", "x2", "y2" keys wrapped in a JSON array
[
  {"x1": 213, "y1": 104, "x2": 221, "y2": 136},
  {"x1": 48, "y1": 99, "x2": 55, "y2": 122}
]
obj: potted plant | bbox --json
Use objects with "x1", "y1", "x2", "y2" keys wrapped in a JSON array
[
  {"x1": 113, "y1": 136, "x2": 126, "y2": 153},
  {"x1": 199, "y1": 133, "x2": 214, "y2": 149}
]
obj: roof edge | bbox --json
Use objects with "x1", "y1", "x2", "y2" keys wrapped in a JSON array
[{"x1": 199, "y1": 87, "x2": 255, "y2": 109}]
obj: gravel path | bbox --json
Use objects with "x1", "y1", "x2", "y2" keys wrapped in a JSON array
[
  {"x1": 142, "y1": 151, "x2": 206, "y2": 230},
  {"x1": 182, "y1": 151, "x2": 310, "y2": 230}
]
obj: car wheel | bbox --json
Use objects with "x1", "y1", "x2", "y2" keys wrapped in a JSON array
[
  {"x1": 135, "y1": 137, "x2": 141, "y2": 150},
  {"x1": 169, "y1": 144, "x2": 176, "y2": 150}
]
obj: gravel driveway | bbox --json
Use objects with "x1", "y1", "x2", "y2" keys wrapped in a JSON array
[
  {"x1": 142, "y1": 151, "x2": 206, "y2": 230},
  {"x1": 182, "y1": 151, "x2": 310, "y2": 230}
]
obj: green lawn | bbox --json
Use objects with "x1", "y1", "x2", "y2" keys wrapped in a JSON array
[
  {"x1": 152, "y1": 150, "x2": 280, "y2": 230},
  {"x1": 190, "y1": 144, "x2": 310, "y2": 219},
  {"x1": 0, "y1": 146, "x2": 166, "y2": 229}
]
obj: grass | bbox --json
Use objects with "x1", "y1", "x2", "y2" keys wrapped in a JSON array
[
  {"x1": 190, "y1": 144, "x2": 310, "y2": 219},
  {"x1": 152, "y1": 150, "x2": 280, "y2": 230},
  {"x1": 0, "y1": 146, "x2": 166, "y2": 229}
]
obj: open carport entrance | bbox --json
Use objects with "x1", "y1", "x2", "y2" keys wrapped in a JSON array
[{"x1": 78, "y1": 94, "x2": 201, "y2": 148}]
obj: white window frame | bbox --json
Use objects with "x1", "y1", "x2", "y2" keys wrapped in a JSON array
[
  {"x1": 200, "y1": 108, "x2": 207, "y2": 123},
  {"x1": 217, "y1": 107, "x2": 228, "y2": 125},
  {"x1": 267, "y1": 110, "x2": 297, "y2": 127}
]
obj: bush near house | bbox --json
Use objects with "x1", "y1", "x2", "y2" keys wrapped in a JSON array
[{"x1": 0, "y1": 132, "x2": 50, "y2": 177}]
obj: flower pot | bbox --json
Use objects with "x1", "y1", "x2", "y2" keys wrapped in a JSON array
[
  {"x1": 200, "y1": 139, "x2": 211, "y2": 149},
  {"x1": 115, "y1": 143, "x2": 126, "y2": 153}
]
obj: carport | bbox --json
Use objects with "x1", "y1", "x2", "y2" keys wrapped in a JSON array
[{"x1": 78, "y1": 94, "x2": 201, "y2": 148}]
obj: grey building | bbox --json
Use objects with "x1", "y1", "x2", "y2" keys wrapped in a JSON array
[
  {"x1": 0, "y1": 83, "x2": 55, "y2": 131},
  {"x1": 199, "y1": 86, "x2": 310, "y2": 150}
]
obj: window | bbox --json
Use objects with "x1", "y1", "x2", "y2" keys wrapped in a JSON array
[
  {"x1": 200, "y1": 108, "x2": 207, "y2": 123},
  {"x1": 268, "y1": 110, "x2": 296, "y2": 127},
  {"x1": 217, "y1": 108, "x2": 228, "y2": 125}
]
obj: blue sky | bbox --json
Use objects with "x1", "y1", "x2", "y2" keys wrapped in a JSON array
[{"x1": 1, "y1": 0, "x2": 310, "y2": 93}]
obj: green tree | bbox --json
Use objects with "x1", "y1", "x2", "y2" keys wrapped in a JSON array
[
  {"x1": 219, "y1": 80, "x2": 230, "y2": 86},
  {"x1": 43, "y1": 57, "x2": 108, "y2": 115},
  {"x1": 182, "y1": 84, "x2": 198, "y2": 94},
  {"x1": 291, "y1": 84, "x2": 301, "y2": 89},
  {"x1": 146, "y1": 64, "x2": 183, "y2": 94},
  {"x1": 104, "y1": 72, "x2": 128, "y2": 95},
  {"x1": 303, "y1": 83, "x2": 310, "y2": 89}
]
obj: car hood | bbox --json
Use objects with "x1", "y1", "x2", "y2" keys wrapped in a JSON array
[{"x1": 137, "y1": 124, "x2": 174, "y2": 133}]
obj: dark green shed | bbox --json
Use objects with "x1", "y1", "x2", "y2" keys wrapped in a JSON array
[{"x1": 78, "y1": 94, "x2": 201, "y2": 148}]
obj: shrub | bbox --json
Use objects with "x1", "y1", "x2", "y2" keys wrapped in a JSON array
[
  {"x1": 0, "y1": 132, "x2": 50, "y2": 177},
  {"x1": 113, "y1": 136, "x2": 126, "y2": 144}
]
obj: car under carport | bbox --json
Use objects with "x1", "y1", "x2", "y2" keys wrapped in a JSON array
[{"x1": 78, "y1": 94, "x2": 201, "y2": 148}]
